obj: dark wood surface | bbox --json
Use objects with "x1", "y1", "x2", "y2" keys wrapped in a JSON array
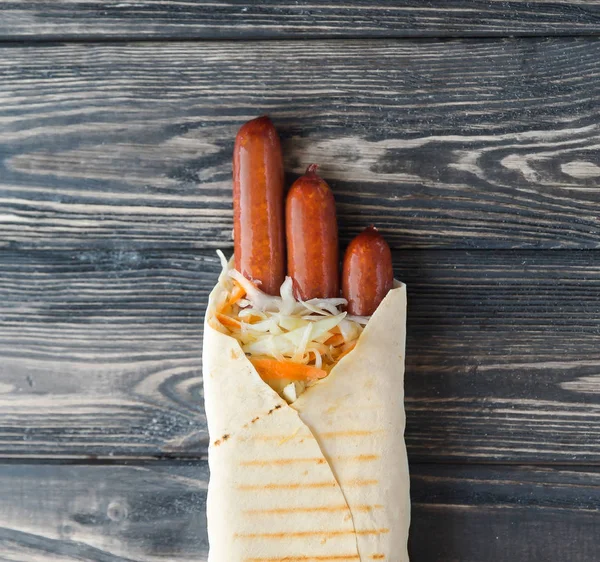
[
  {"x1": 3, "y1": 39, "x2": 600, "y2": 251},
  {"x1": 2, "y1": 2, "x2": 600, "y2": 561},
  {"x1": 2, "y1": 1, "x2": 600, "y2": 40},
  {"x1": 1, "y1": 462, "x2": 599, "y2": 562}
]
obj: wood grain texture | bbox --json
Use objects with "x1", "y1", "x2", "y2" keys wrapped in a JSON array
[
  {"x1": 0, "y1": 250, "x2": 209, "y2": 457},
  {"x1": 1, "y1": 461, "x2": 598, "y2": 562},
  {"x1": 2, "y1": 249, "x2": 600, "y2": 462},
  {"x1": 2, "y1": 1, "x2": 600, "y2": 40},
  {"x1": 0, "y1": 461, "x2": 208, "y2": 561},
  {"x1": 409, "y1": 464, "x2": 600, "y2": 562},
  {"x1": 3, "y1": 39, "x2": 600, "y2": 250}
]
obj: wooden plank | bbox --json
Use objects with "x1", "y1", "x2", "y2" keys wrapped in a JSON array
[
  {"x1": 0, "y1": 250, "x2": 209, "y2": 457},
  {"x1": 2, "y1": 249, "x2": 600, "y2": 462},
  {"x1": 0, "y1": 461, "x2": 208, "y2": 561},
  {"x1": 2, "y1": 1, "x2": 600, "y2": 40},
  {"x1": 2, "y1": 39, "x2": 600, "y2": 250},
  {"x1": 409, "y1": 464, "x2": 600, "y2": 562},
  {"x1": 0, "y1": 461, "x2": 598, "y2": 561}
]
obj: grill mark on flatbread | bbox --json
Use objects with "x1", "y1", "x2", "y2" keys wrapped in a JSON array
[
  {"x1": 343, "y1": 479, "x2": 379, "y2": 486},
  {"x1": 213, "y1": 433, "x2": 230, "y2": 446},
  {"x1": 244, "y1": 554, "x2": 360, "y2": 562},
  {"x1": 244, "y1": 504, "x2": 384, "y2": 515},
  {"x1": 239, "y1": 454, "x2": 378, "y2": 467},
  {"x1": 338, "y1": 454, "x2": 379, "y2": 462},
  {"x1": 237, "y1": 479, "x2": 378, "y2": 491},
  {"x1": 252, "y1": 430, "x2": 312, "y2": 442},
  {"x1": 251, "y1": 429, "x2": 382, "y2": 442},
  {"x1": 235, "y1": 528, "x2": 389, "y2": 539},
  {"x1": 237, "y1": 481, "x2": 336, "y2": 491},
  {"x1": 371, "y1": 556, "x2": 385, "y2": 560},
  {"x1": 239, "y1": 457, "x2": 327, "y2": 466},
  {"x1": 242, "y1": 405, "x2": 283, "y2": 428},
  {"x1": 320, "y1": 430, "x2": 385, "y2": 439}
]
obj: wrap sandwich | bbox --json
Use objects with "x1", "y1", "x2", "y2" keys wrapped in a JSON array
[
  {"x1": 203, "y1": 256, "x2": 410, "y2": 561},
  {"x1": 202, "y1": 116, "x2": 410, "y2": 561}
]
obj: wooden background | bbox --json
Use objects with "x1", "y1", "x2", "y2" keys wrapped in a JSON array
[{"x1": 2, "y1": 1, "x2": 600, "y2": 560}]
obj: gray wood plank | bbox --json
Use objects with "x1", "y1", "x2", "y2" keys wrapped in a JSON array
[
  {"x1": 0, "y1": 461, "x2": 208, "y2": 561},
  {"x1": 0, "y1": 250, "x2": 209, "y2": 457},
  {"x1": 2, "y1": 39, "x2": 600, "y2": 250},
  {"x1": 0, "y1": 461, "x2": 598, "y2": 562},
  {"x1": 409, "y1": 464, "x2": 600, "y2": 562},
  {"x1": 2, "y1": 249, "x2": 600, "y2": 462},
  {"x1": 2, "y1": 1, "x2": 600, "y2": 40}
]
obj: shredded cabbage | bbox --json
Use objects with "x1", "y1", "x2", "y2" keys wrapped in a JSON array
[{"x1": 211, "y1": 253, "x2": 366, "y2": 402}]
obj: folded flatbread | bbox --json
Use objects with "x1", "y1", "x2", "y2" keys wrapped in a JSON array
[{"x1": 203, "y1": 275, "x2": 410, "y2": 561}]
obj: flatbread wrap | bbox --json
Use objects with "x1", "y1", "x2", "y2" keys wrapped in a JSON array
[{"x1": 203, "y1": 260, "x2": 409, "y2": 561}]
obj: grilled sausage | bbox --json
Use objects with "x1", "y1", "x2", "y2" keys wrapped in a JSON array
[
  {"x1": 286, "y1": 164, "x2": 340, "y2": 300},
  {"x1": 233, "y1": 116, "x2": 285, "y2": 295},
  {"x1": 342, "y1": 226, "x2": 393, "y2": 316}
]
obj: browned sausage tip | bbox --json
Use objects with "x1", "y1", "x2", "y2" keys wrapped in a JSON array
[
  {"x1": 286, "y1": 164, "x2": 339, "y2": 300},
  {"x1": 342, "y1": 226, "x2": 393, "y2": 316}
]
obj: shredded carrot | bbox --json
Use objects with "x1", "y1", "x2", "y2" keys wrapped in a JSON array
[
  {"x1": 216, "y1": 312, "x2": 241, "y2": 330},
  {"x1": 229, "y1": 282, "x2": 246, "y2": 306},
  {"x1": 217, "y1": 282, "x2": 246, "y2": 315},
  {"x1": 208, "y1": 317, "x2": 229, "y2": 334},
  {"x1": 324, "y1": 333, "x2": 345, "y2": 347},
  {"x1": 337, "y1": 342, "x2": 357, "y2": 361},
  {"x1": 250, "y1": 357, "x2": 328, "y2": 382}
]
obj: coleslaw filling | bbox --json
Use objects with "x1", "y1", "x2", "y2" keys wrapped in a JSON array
[{"x1": 209, "y1": 251, "x2": 368, "y2": 402}]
